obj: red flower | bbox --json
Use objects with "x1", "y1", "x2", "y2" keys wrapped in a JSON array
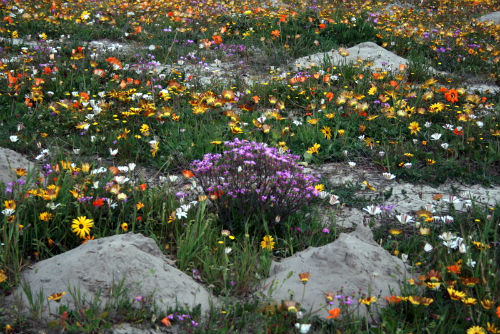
[
  {"x1": 182, "y1": 170, "x2": 194, "y2": 178},
  {"x1": 92, "y1": 198, "x2": 104, "y2": 207}
]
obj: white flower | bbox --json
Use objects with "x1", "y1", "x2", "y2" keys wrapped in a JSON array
[
  {"x1": 168, "y1": 175, "x2": 178, "y2": 183},
  {"x1": 458, "y1": 242, "x2": 467, "y2": 254},
  {"x1": 73, "y1": 148, "x2": 80, "y2": 154},
  {"x1": 292, "y1": 120, "x2": 303, "y2": 126},
  {"x1": 434, "y1": 215, "x2": 454, "y2": 224},
  {"x1": 128, "y1": 163, "x2": 136, "y2": 171},
  {"x1": 382, "y1": 172, "x2": 396, "y2": 180},
  {"x1": 423, "y1": 243, "x2": 433, "y2": 252},
  {"x1": 401, "y1": 253, "x2": 408, "y2": 262},
  {"x1": 348, "y1": 161, "x2": 356, "y2": 168},
  {"x1": 91, "y1": 167, "x2": 107, "y2": 174},
  {"x1": 329, "y1": 194, "x2": 340, "y2": 205},
  {"x1": 319, "y1": 191, "x2": 329, "y2": 199},
  {"x1": 441, "y1": 143, "x2": 449, "y2": 150},
  {"x1": 109, "y1": 148, "x2": 118, "y2": 156},
  {"x1": 117, "y1": 166, "x2": 128, "y2": 173},
  {"x1": 430, "y1": 133, "x2": 442, "y2": 140},
  {"x1": 403, "y1": 163, "x2": 412, "y2": 169},
  {"x1": 225, "y1": 247, "x2": 232, "y2": 254},
  {"x1": 439, "y1": 232, "x2": 463, "y2": 250},
  {"x1": 363, "y1": 205, "x2": 381, "y2": 215},
  {"x1": 476, "y1": 121, "x2": 484, "y2": 128},
  {"x1": 9, "y1": 135, "x2": 18, "y2": 142},
  {"x1": 396, "y1": 213, "x2": 414, "y2": 224},
  {"x1": 424, "y1": 121, "x2": 432, "y2": 128},
  {"x1": 114, "y1": 176, "x2": 129, "y2": 184},
  {"x1": 295, "y1": 323, "x2": 311, "y2": 334},
  {"x1": 466, "y1": 258, "x2": 476, "y2": 267},
  {"x1": 46, "y1": 202, "x2": 61, "y2": 210},
  {"x1": 175, "y1": 207, "x2": 188, "y2": 219},
  {"x1": 1, "y1": 208, "x2": 15, "y2": 216},
  {"x1": 378, "y1": 151, "x2": 385, "y2": 157}
]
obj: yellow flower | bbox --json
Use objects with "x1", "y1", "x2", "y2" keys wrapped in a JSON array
[
  {"x1": 3, "y1": 200, "x2": 16, "y2": 210},
  {"x1": 447, "y1": 287, "x2": 466, "y2": 301},
  {"x1": 408, "y1": 122, "x2": 421, "y2": 135},
  {"x1": 307, "y1": 118, "x2": 319, "y2": 125},
  {"x1": 136, "y1": 202, "x2": 145, "y2": 210},
  {"x1": 314, "y1": 184, "x2": 325, "y2": 192},
  {"x1": 368, "y1": 86, "x2": 377, "y2": 96},
  {"x1": 321, "y1": 126, "x2": 332, "y2": 139},
  {"x1": 47, "y1": 291, "x2": 66, "y2": 302},
  {"x1": 260, "y1": 235, "x2": 275, "y2": 251},
  {"x1": 466, "y1": 326, "x2": 485, "y2": 334},
  {"x1": 230, "y1": 126, "x2": 243, "y2": 134},
  {"x1": 359, "y1": 296, "x2": 377, "y2": 305},
  {"x1": 121, "y1": 222, "x2": 129, "y2": 231},
  {"x1": 81, "y1": 163, "x2": 91, "y2": 173},
  {"x1": 71, "y1": 216, "x2": 94, "y2": 239},
  {"x1": 480, "y1": 299, "x2": 494, "y2": 310},
  {"x1": 0, "y1": 269, "x2": 7, "y2": 283},
  {"x1": 462, "y1": 297, "x2": 477, "y2": 306},
  {"x1": 429, "y1": 102, "x2": 444, "y2": 113},
  {"x1": 389, "y1": 229, "x2": 402, "y2": 235},
  {"x1": 39, "y1": 212, "x2": 53, "y2": 221},
  {"x1": 140, "y1": 124, "x2": 150, "y2": 134},
  {"x1": 337, "y1": 129, "x2": 345, "y2": 136},
  {"x1": 307, "y1": 143, "x2": 320, "y2": 154}
]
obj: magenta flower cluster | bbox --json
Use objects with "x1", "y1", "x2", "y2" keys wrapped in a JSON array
[{"x1": 190, "y1": 138, "x2": 321, "y2": 226}]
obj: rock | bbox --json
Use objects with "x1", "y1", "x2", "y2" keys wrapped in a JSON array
[
  {"x1": 110, "y1": 323, "x2": 169, "y2": 334},
  {"x1": 293, "y1": 42, "x2": 446, "y2": 75},
  {"x1": 261, "y1": 225, "x2": 409, "y2": 319},
  {"x1": 0, "y1": 147, "x2": 36, "y2": 186},
  {"x1": 11, "y1": 233, "x2": 215, "y2": 317},
  {"x1": 335, "y1": 207, "x2": 365, "y2": 229},
  {"x1": 466, "y1": 84, "x2": 500, "y2": 95},
  {"x1": 478, "y1": 11, "x2": 500, "y2": 24}
]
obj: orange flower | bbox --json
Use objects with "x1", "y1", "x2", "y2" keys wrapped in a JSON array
[
  {"x1": 385, "y1": 295, "x2": 402, "y2": 304},
  {"x1": 446, "y1": 264, "x2": 461, "y2": 274},
  {"x1": 161, "y1": 316, "x2": 171, "y2": 327},
  {"x1": 444, "y1": 89, "x2": 459, "y2": 103},
  {"x1": 106, "y1": 57, "x2": 122, "y2": 69},
  {"x1": 298, "y1": 272, "x2": 311, "y2": 283},
  {"x1": 212, "y1": 35, "x2": 222, "y2": 45},
  {"x1": 271, "y1": 30, "x2": 280, "y2": 38},
  {"x1": 496, "y1": 306, "x2": 500, "y2": 318},
  {"x1": 182, "y1": 170, "x2": 194, "y2": 178},
  {"x1": 327, "y1": 308, "x2": 340, "y2": 319}
]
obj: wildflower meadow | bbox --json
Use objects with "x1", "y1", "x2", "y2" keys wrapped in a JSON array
[{"x1": 0, "y1": 0, "x2": 499, "y2": 333}]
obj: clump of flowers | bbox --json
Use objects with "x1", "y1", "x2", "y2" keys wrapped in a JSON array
[{"x1": 190, "y1": 138, "x2": 320, "y2": 232}]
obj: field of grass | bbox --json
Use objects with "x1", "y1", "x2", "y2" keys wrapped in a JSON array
[{"x1": 0, "y1": 0, "x2": 499, "y2": 333}]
